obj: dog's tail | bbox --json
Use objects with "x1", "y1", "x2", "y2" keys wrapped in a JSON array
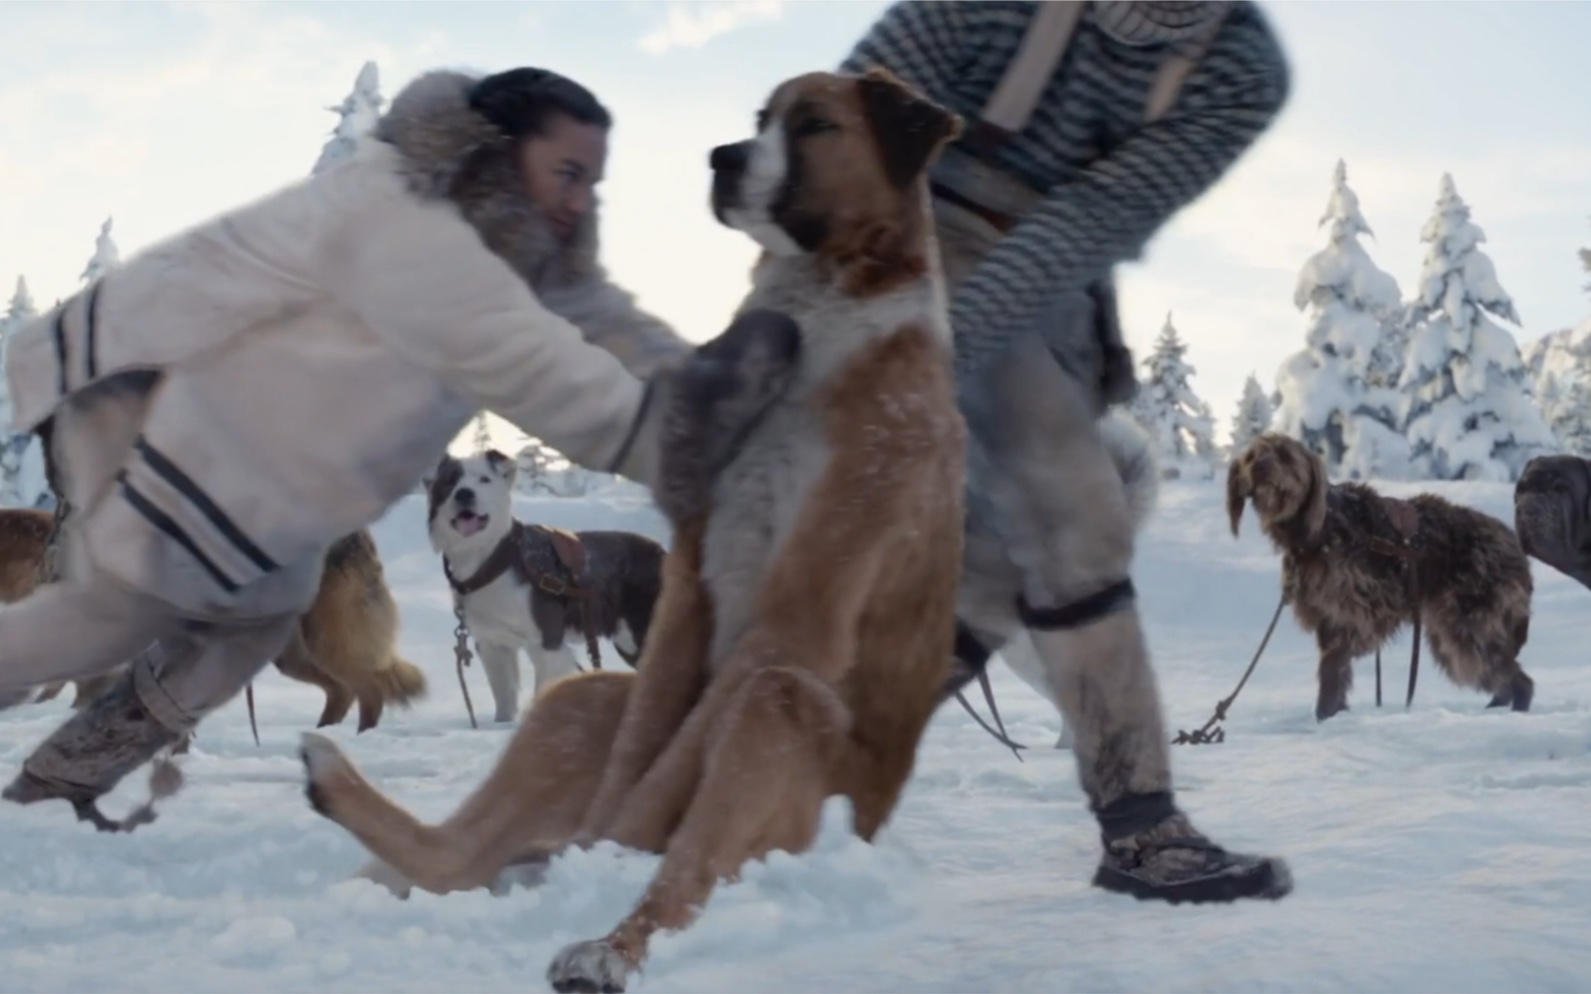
[
  {"x1": 1099, "y1": 408, "x2": 1160, "y2": 532},
  {"x1": 373, "y1": 657, "x2": 428, "y2": 707}
]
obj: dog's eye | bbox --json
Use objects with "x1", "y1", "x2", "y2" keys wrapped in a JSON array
[
  {"x1": 793, "y1": 117, "x2": 837, "y2": 138},
  {"x1": 479, "y1": 476, "x2": 491, "y2": 483}
]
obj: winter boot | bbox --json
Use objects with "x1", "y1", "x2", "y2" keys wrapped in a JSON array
[
  {"x1": 1093, "y1": 802, "x2": 1293, "y2": 905},
  {"x1": 2, "y1": 661, "x2": 185, "y2": 831}
]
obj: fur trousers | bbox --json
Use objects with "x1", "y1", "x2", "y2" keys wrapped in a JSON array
[{"x1": 937, "y1": 203, "x2": 1173, "y2": 825}]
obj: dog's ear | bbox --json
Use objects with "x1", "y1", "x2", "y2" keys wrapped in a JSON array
[
  {"x1": 856, "y1": 66, "x2": 963, "y2": 188},
  {"x1": 484, "y1": 448, "x2": 517, "y2": 482},
  {"x1": 1301, "y1": 445, "x2": 1329, "y2": 539},
  {"x1": 1225, "y1": 457, "x2": 1249, "y2": 538},
  {"x1": 423, "y1": 453, "x2": 457, "y2": 492}
]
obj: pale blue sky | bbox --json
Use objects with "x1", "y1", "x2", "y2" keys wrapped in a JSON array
[{"x1": 1, "y1": 1, "x2": 1588, "y2": 435}]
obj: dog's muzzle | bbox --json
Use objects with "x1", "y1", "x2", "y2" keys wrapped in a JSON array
[{"x1": 708, "y1": 141, "x2": 751, "y2": 223}]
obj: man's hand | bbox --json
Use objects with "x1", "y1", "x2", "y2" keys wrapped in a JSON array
[{"x1": 651, "y1": 309, "x2": 802, "y2": 527}]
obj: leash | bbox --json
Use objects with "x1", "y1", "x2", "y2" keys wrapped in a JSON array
[
  {"x1": 1173, "y1": 591, "x2": 1287, "y2": 746},
  {"x1": 452, "y1": 597, "x2": 480, "y2": 729},
  {"x1": 953, "y1": 667, "x2": 1028, "y2": 760}
]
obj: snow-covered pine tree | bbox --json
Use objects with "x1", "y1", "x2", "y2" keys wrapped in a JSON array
[
  {"x1": 1581, "y1": 226, "x2": 1590, "y2": 296},
  {"x1": 0, "y1": 277, "x2": 44, "y2": 506},
  {"x1": 471, "y1": 410, "x2": 492, "y2": 452},
  {"x1": 1229, "y1": 373, "x2": 1274, "y2": 456},
  {"x1": 1272, "y1": 160, "x2": 1408, "y2": 480},
  {"x1": 312, "y1": 61, "x2": 384, "y2": 176},
  {"x1": 1398, "y1": 174, "x2": 1554, "y2": 482},
  {"x1": 1537, "y1": 372, "x2": 1591, "y2": 457},
  {"x1": 80, "y1": 217, "x2": 120, "y2": 284},
  {"x1": 1131, "y1": 313, "x2": 1218, "y2": 478}
]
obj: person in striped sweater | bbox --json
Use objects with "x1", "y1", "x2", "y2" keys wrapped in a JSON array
[{"x1": 843, "y1": 1, "x2": 1295, "y2": 905}]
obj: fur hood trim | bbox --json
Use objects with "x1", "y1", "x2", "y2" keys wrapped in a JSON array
[{"x1": 374, "y1": 69, "x2": 598, "y2": 288}]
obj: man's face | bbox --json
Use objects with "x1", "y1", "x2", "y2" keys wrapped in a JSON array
[{"x1": 517, "y1": 112, "x2": 608, "y2": 243}]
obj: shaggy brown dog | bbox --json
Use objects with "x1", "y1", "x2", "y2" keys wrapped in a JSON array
[
  {"x1": 1514, "y1": 454, "x2": 1591, "y2": 591},
  {"x1": 1228, "y1": 433, "x2": 1535, "y2": 720},
  {"x1": 2, "y1": 508, "x2": 120, "y2": 709},
  {"x1": 24, "y1": 524, "x2": 424, "y2": 732},
  {"x1": 297, "y1": 66, "x2": 965, "y2": 994},
  {"x1": 260, "y1": 530, "x2": 427, "y2": 733}
]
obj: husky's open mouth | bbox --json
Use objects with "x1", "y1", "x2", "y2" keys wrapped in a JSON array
[{"x1": 451, "y1": 509, "x2": 490, "y2": 537}]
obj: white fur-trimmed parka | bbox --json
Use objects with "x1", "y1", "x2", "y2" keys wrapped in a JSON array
[{"x1": 3, "y1": 70, "x2": 689, "y2": 619}]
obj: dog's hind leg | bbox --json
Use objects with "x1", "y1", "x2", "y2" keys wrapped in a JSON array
[
  {"x1": 575, "y1": 525, "x2": 713, "y2": 843},
  {"x1": 354, "y1": 689, "x2": 385, "y2": 733},
  {"x1": 301, "y1": 669, "x2": 633, "y2": 896},
  {"x1": 547, "y1": 666, "x2": 848, "y2": 994},
  {"x1": 274, "y1": 630, "x2": 355, "y2": 727}
]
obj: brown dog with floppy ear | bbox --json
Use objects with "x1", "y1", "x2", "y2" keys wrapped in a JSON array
[
  {"x1": 1229, "y1": 432, "x2": 1535, "y2": 721},
  {"x1": 299, "y1": 67, "x2": 967, "y2": 994}
]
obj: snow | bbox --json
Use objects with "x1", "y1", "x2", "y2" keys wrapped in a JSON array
[
  {"x1": 1227, "y1": 373, "x2": 1274, "y2": 456},
  {"x1": 1273, "y1": 161, "x2": 1409, "y2": 480},
  {"x1": 1398, "y1": 174, "x2": 1554, "y2": 482},
  {"x1": 312, "y1": 62, "x2": 385, "y2": 176},
  {"x1": 1132, "y1": 313, "x2": 1219, "y2": 478},
  {"x1": 6, "y1": 478, "x2": 1591, "y2": 992},
  {"x1": 0, "y1": 276, "x2": 49, "y2": 508},
  {"x1": 79, "y1": 217, "x2": 120, "y2": 285}
]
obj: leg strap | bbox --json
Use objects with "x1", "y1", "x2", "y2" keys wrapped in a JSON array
[
  {"x1": 1095, "y1": 789, "x2": 1179, "y2": 843},
  {"x1": 1017, "y1": 578, "x2": 1137, "y2": 631}
]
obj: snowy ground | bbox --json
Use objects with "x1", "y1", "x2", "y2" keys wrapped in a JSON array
[{"x1": 4, "y1": 478, "x2": 1591, "y2": 993}]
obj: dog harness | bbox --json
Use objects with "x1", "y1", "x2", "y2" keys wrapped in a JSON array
[{"x1": 443, "y1": 521, "x2": 607, "y2": 672}]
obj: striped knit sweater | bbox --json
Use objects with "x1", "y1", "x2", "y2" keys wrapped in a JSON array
[{"x1": 840, "y1": 1, "x2": 1291, "y2": 380}]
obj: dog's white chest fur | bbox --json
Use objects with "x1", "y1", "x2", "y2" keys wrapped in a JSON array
[
  {"x1": 457, "y1": 571, "x2": 539, "y2": 645},
  {"x1": 700, "y1": 263, "x2": 947, "y2": 672}
]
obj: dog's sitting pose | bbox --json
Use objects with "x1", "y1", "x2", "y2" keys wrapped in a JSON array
[
  {"x1": 1514, "y1": 454, "x2": 1591, "y2": 592},
  {"x1": 425, "y1": 450, "x2": 666, "y2": 722},
  {"x1": 299, "y1": 67, "x2": 966, "y2": 994},
  {"x1": 1228, "y1": 433, "x2": 1535, "y2": 720}
]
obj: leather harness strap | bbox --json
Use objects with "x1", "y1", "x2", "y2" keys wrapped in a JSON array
[{"x1": 443, "y1": 522, "x2": 605, "y2": 670}]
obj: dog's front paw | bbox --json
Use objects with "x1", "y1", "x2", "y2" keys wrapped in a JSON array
[
  {"x1": 299, "y1": 731, "x2": 355, "y2": 820},
  {"x1": 547, "y1": 938, "x2": 633, "y2": 994},
  {"x1": 654, "y1": 309, "x2": 802, "y2": 526}
]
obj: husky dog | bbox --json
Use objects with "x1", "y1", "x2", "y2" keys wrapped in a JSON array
[{"x1": 424, "y1": 450, "x2": 665, "y2": 722}]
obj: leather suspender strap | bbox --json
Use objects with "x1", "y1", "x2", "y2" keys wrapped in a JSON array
[
  {"x1": 977, "y1": 0, "x2": 1087, "y2": 140},
  {"x1": 968, "y1": 0, "x2": 1232, "y2": 154}
]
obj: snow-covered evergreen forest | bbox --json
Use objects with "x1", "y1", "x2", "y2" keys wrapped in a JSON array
[
  {"x1": 1130, "y1": 164, "x2": 1590, "y2": 484},
  {"x1": 3, "y1": 64, "x2": 1588, "y2": 505}
]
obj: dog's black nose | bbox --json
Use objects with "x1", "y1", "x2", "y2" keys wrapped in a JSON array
[
  {"x1": 710, "y1": 142, "x2": 749, "y2": 174},
  {"x1": 454, "y1": 487, "x2": 475, "y2": 505}
]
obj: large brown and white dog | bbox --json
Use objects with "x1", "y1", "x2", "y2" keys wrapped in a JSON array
[
  {"x1": 424, "y1": 449, "x2": 666, "y2": 722},
  {"x1": 1229, "y1": 433, "x2": 1535, "y2": 720},
  {"x1": 298, "y1": 67, "x2": 966, "y2": 993},
  {"x1": 1514, "y1": 454, "x2": 1591, "y2": 591}
]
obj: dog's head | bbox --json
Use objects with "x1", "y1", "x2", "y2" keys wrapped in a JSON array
[
  {"x1": 1514, "y1": 454, "x2": 1591, "y2": 573},
  {"x1": 423, "y1": 450, "x2": 516, "y2": 554},
  {"x1": 1227, "y1": 433, "x2": 1329, "y2": 541},
  {"x1": 708, "y1": 67, "x2": 961, "y2": 266}
]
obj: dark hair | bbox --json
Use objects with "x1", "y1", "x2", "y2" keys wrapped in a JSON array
[{"x1": 467, "y1": 67, "x2": 612, "y2": 140}]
